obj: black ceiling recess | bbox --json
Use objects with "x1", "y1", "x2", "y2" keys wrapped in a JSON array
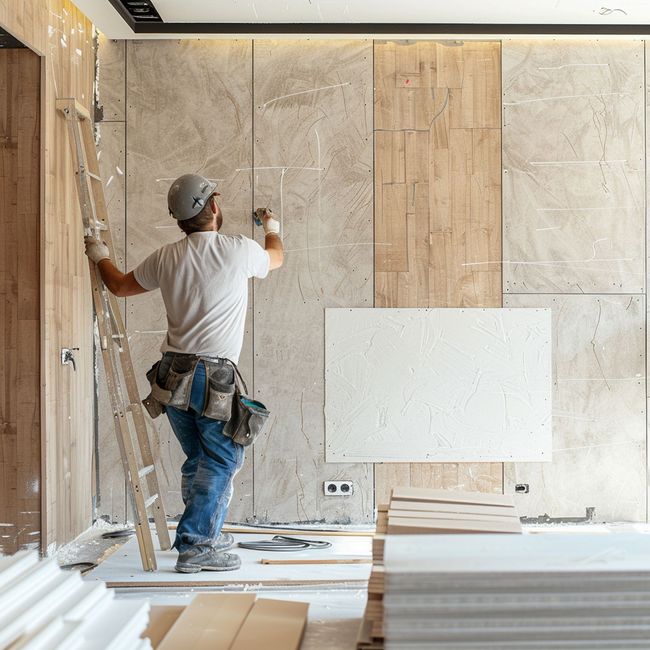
[
  {"x1": 0, "y1": 29, "x2": 26, "y2": 48},
  {"x1": 106, "y1": 0, "x2": 650, "y2": 36},
  {"x1": 109, "y1": 0, "x2": 162, "y2": 28}
]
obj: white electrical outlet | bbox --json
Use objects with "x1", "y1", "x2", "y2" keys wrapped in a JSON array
[{"x1": 323, "y1": 480, "x2": 354, "y2": 496}]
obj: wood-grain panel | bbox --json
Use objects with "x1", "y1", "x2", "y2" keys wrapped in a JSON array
[
  {"x1": 125, "y1": 40, "x2": 254, "y2": 522},
  {"x1": 43, "y1": 0, "x2": 95, "y2": 551},
  {"x1": 0, "y1": 48, "x2": 41, "y2": 554},
  {"x1": 0, "y1": 0, "x2": 95, "y2": 551},
  {"x1": 253, "y1": 40, "x2": 374, "y2": 523},
  {"x1": 374, "y1": 40, "x2": 503, "y2": 501}
]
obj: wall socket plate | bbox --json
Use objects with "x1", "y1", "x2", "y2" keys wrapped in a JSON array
[{"x1": 323, "y1": 480, "x2": 354, "y2": 496}]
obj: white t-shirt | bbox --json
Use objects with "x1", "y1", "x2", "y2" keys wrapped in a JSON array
[{"x1": 133, "y1": 232, "x2": 269, "y2": 363}]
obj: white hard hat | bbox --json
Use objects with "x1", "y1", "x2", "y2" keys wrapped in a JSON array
[{"x1": 167, "y1": 173, "x2": 218, "y2": 221}]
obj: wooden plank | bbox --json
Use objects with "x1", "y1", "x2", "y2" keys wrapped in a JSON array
[
  {"x1": 376, "y1": 182, "x2": 408, "y2": 272},
  {"x1": 253, "y1": 40, "x2": 373, "y2": 524},
  {"x1": 144, "y1": 606, "x2": 185, "y2": 649},
  {"x1": 261, "y1": 557, "x2": 371, "y2": 565},
  {"x1": 230, "y1": 599, "x2": 309, "y2": 650},
  {"x1": 390, "y1": 499, "x2": 515, "y2": 517},
  {"x1": 0, "y1": 48, "x2": 41, "y2": 554},
  {"x1": 221, "y1": 525, "x2": 373, "y2": 537},
  {"x1": 0, "y1": 1, "x2": 48, "y2": 55},
  {"x1": 106, "y1": 579, "x2": 367, "y2": 589},
  {"x1": 387, "y1": 516, "x2": 522, "y2": 534},
  {"x1": 158, "y1": 594, "x2": 256, "y2": 650},
  {"x1": 388, "y1": 509, "x2": 518, "y2": 522},
  {"x1": 392, "y1": 486, "x2": 514, "y2": 507},
  {"x1": 373, "y1": 40, "x2": 503, "y2": 503}
]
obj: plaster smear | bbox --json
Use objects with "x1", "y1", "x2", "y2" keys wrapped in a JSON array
[{"x1": 325, "y1": 308, "x2": 552, "y2": 463}]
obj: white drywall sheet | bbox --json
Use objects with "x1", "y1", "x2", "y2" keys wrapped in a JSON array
[{"x1": 325, "y1": 308, "x2": 552, "y2": 463}]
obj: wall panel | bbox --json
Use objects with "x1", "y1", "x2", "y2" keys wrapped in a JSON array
[
  {"x1": 326, "y1": 308, "x2": 552, "y2": 463},
  {"x1": 647, "y1": 41, "x2": 650, "y2": 524},
  {"x1": 503, "y1": 40, "x2": 645, "y2": 294},
  {"x1": 253, "y1": 39, "x2": 374, "y2": 523},
  {"x1": 504, "y1": 294, "x2": 646, "y2": 522},
  {"x1": 0, "y1": 0, "x2": 96, "y2": 550},
  {"x1": 0, "y1": 48, "x2": 41, "y2": 553},
  {"x1": 94, "y1": 36, "x2": 648, "y2": 525},
  {"x1": 95, "y1": 119, "x2": 127, "y2": 521},
  {"x1": 503, "y1": 40, "x2": 647, "y2": 522},
  {"x1": 0, "y1": 0, "x2": 94, "y2": 550},
  {"x1": 374, "y1": 40, "x2": 503, "y2": 504},
  {"x1": 125, "y1": 40, "x2": 254, "y2": 521},
  {"x1": 96, "y1": 34, "x2": 124, "y2": 122},
  {"x1": 43, "y1": 0, "x2": 96, "y2": 550}
]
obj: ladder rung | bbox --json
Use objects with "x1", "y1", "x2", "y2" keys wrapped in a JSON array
[
  {"x1": 144, "y1": 494, "x2": 159, "y2": 509},
  {"x1": 87, "y1": 171, "x2": 102, "y2": 181},
  {"x1": 139, "y1": 464, "x2": 155, "y2": 478}
]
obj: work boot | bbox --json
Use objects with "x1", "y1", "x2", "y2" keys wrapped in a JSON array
[
  {"x1": 212, "y1": 532, "x2": 234, "y2": 552},
  {"x1": 175, "y1": 547, "x2": 241, "y2": 573}
]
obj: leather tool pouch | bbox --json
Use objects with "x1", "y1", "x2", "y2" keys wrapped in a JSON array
[
  {"x1": 142, "y1": 361, "x2": 165, "y2": 419},
  {"x1": 142, "y1": 353, "x2": 199, "y2": 418},
  {"x1": 202, "y1": 361, "x2": 236, "y2": 422},
  {"x1": 222, "y1": 362, "x2": 271, "y2": 447}
]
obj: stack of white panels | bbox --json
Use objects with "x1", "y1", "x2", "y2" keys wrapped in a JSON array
[
  {"x1": 0, "y1": 551, "x2": 151, "y2": 650},
  {"x1": 384, "y1": 533, "x2": 650, "y2": 649}
]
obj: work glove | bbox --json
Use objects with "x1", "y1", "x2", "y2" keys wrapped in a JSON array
[
  {"x1": 255, "y1": 208, "x2": 281, "y2": 235},
  {"x1": 84, "y1": 236, "x2": 111, "y2": 264}
]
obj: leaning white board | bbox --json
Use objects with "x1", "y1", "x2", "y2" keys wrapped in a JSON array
[{"x1": 325, "y1": 308, "x2": 552, "y2": 463}]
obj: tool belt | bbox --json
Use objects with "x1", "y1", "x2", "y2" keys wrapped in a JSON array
[{"x1": 142, "y1": 352, "x2": 270, "y2": 447}]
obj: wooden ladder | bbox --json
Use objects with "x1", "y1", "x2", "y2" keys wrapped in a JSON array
[{"x1": 57, "y1": 98, "x2": 171, "y2": 571}]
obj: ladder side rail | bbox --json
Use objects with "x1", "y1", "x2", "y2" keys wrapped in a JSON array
[
  {"x1": 95, "y1": 294, "x2": 157, "y2": 571},
  {"x1": 105, "y1": 294, "x2": 173, "y2": 551},
  {"x1": 76, "y1": 112, "x2": 172, "y2": 551},
  {"x1": 57, "y1": 99, "x2": 159, "y2": 571}
]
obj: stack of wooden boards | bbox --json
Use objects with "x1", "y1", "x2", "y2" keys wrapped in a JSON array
[
  {"x1": 383, "y1": 532, "x2": 650, "y2": 649},
  {"x1": 0, "y1": 551, "x2": 150, "y2": 649},
  {"x1": 357, "y1": 487, "x2": 522, "y2": 649},
  {"x1": 146, "y1": 593, "x2": 309, "y2": 650}
]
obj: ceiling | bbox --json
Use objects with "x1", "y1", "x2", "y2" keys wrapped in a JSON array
[{"x1": 72, "y1": 0, "x2": 650, "y2": 38}]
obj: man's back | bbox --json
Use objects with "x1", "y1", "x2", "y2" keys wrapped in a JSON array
[{"x1": 134, "y1": 231, "x2": 269, "y2": 362}]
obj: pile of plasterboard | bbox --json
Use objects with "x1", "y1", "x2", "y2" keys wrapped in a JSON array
[
  {"x1": 146, "y1": 593, "x2": 309, "y2": 650},
  {"x1": 383, "y1": 532, "x2": 650, "y2": 649},
  {"x1": 357, "y1": 487, "x2": 521, "y2": 650},
  {"x1": 0, "y1": 550, "x2": 151, "y2": 649}
]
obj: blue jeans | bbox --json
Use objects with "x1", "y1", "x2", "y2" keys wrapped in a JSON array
[{"x1": 165, "y1": 361, "x2": 244, "y2": 553}]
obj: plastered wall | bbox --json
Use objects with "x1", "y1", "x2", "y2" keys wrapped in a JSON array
[{"x1": 96, "y1": 37, "x2": 649, "y2": 525}]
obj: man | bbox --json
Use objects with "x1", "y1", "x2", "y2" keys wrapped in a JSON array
[{"x1": 84, "y1": 173, "x2": 283, "y2": 573}]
